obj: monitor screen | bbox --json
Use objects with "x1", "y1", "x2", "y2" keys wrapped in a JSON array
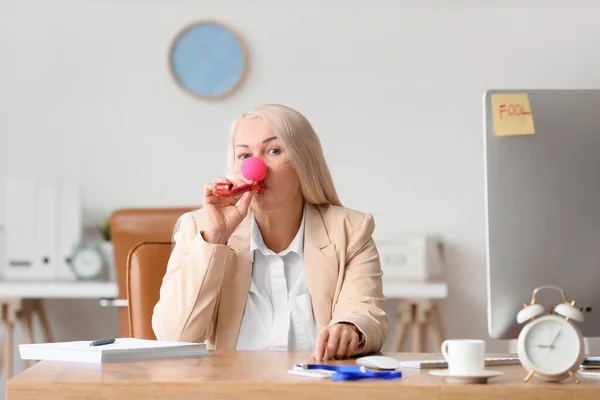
[{"x1": 484, "y1": 89, "x2": 600, "y2": 340}]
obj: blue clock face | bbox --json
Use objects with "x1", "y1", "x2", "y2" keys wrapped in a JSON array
[{"x1": 169, "y1": 22, "x2": 246, "y2": 99}]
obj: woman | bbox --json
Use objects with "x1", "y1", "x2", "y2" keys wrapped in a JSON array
[{"x1": 152, "y1": 104, "x2": 389, "y2": 360}]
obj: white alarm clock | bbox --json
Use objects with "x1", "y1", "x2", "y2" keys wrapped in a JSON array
[
  {"x1": 70, "y1": 244, "x2": 104, "y2": 280},
  {"x1": 516, "y1": 285, "x2": 585, "y2": 383}
]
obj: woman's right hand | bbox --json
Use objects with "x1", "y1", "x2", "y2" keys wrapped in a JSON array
[{"x1": 201, "y1": 177, "x2": 256, "y2": 245}]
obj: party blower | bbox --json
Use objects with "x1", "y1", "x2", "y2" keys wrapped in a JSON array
[{"x1": 212, "y1": 157, "x2": 266, "y2": 197}]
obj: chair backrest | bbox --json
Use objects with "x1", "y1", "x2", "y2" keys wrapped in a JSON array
[
  {"x1": 126, "y1": 241, "x2": 172, "y2": 339},
  {"x1": 110, "y1": 207, "x2": 194, "y2": 337}
]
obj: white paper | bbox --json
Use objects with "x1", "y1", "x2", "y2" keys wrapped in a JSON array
[{"x1": 19, "y1": 338, "x2": 208, "y2": 363}]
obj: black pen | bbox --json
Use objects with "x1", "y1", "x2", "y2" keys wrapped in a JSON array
[{"x1": 89, "y1": 338, "x2": 116, "y2": 346}]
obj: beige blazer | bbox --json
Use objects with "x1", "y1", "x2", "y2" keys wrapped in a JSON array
[{"x1": 152, "y1": 202, "x2": 389, "y2": 355}]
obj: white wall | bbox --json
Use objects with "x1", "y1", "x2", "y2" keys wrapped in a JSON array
[{"x1": 2, "y1": 0, "x2": 600, "y2": 393}]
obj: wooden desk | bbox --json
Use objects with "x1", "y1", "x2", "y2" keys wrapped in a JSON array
[{"x1": 6, "y1": 351, "x2": 600, "y2": 400}]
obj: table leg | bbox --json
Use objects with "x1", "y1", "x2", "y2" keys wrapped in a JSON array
[
  {"x1": 0, "y1": 305, "x2": 4, "y2": 375},
  {"x1": 393, "y1": 299, "x2": 412, "y2": 352},
  {"x1": 33, "y1": 299, "x2": 53, "y2": 343},
  {"x1": 412, "y1": 300, "x2": 429, "y2": 353},
  {"x1": 18, "y1": 302, "x2": 36, "y2": 368},
  {"x1": 2, "y1": 300, "x2": 17, "y2": 380},
  {"x1": 411, "y1": 321, "x2": 423, "y2": 352},
  {"x1": 427, "y1": 302, "x2": 446, "y2": 350}
]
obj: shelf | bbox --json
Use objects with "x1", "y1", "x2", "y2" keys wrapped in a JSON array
[
  {"x1": 383, "y1": 281, "x2": 448, "y2": 299},
  {"x1": 0, "y1": 280, "x2": 446, "y2": 300},
  {"x1": 0, "y1": 281, "x2": 119, "y2": 299}
]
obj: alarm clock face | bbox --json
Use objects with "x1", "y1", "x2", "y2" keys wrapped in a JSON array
[
  {"x1": 521, "y1": 316, "x2": 582, "y2": 376},
  {"x1": 72, "y1": 247, "x2": 103, "y2": 280}
]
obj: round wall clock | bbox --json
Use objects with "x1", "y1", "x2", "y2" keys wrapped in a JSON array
[{"x1": 168, "y1": 21, "x2": 247, "y2": 100}]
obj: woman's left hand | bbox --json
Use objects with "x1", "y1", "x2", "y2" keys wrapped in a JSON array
[{"x1": 312, "y1": 323, "x2": 361, "y2": 361}]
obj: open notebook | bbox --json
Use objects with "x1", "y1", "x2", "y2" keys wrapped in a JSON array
[{"x1": 19, "y1": 338, "x2": 208, "y2": 363}]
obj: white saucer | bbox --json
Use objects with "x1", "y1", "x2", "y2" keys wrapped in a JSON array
[{"x1": 428, "y1": 369, "x2": 504, "y2": 384}]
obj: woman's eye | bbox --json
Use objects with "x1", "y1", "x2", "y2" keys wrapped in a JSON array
[
  {"x1": 238, "y1": 153, "x2": 251, "y2": 160},
  {"x1": 268, "y1": 148, "x2": 281, "y2": 155}
]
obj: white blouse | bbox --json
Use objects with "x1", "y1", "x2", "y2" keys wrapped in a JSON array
[{"x1": 235, "y1": 211, "x2": 318, "y2": 351}]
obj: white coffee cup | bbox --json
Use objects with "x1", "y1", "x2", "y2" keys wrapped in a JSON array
[{"x1": 441, "y1": 339, "x2": 485, "y2": 375}]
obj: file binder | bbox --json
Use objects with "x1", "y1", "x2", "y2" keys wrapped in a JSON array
[
  {"x1": 4, "y1": 177, "x2": 37, "y2": 280},
  {"x1": 56, "y1": 183, "x2": 81, "y2": 281},
  {"x1": 34, "y1": 182, "x2": 58, "y2": 280}
]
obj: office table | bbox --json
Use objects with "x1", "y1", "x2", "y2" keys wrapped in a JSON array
[{"x1": 6, "y1": 351, "x2": 600, "y2": 400}]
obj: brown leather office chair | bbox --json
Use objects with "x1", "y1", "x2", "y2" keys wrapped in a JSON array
[
  {"x1": 126, "y1": 241, "x2": 172, "y2": 339},
  {"x1": 107, "y1": 207, "x2": 194, "y2": 337}
]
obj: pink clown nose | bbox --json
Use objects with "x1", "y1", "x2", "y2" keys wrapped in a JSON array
[{"x1": 241, "y1": 157, "x2": 267, "y2": 182}]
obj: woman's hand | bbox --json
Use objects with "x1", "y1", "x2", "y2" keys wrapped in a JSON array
[
  {"x1": 202, "y1": 177, "x2": 255, "y2": 245},
  {"x1": 312, "y1": 323, "x2": 361, "y2": 361}
]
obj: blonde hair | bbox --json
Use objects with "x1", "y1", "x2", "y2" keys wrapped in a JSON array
[{"x1": 227, "y1": 104, "x2": 342, "y2": 206}]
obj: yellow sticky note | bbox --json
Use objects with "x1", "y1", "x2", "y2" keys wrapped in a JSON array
[{"x1": 491, "y1": 93, "x2": 536, "y2": 136}]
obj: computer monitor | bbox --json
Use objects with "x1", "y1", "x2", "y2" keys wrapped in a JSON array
[{"x1": 484, "y1": 89, "x2": 600, "y2": 340}]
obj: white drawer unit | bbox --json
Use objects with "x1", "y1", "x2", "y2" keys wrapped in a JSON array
[{"x1": 377, "y1": 235, "x2": 444, "y2": 282}]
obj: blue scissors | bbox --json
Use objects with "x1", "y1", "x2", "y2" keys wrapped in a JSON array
[{"x1": 295, "y1": 364, "x2": 402, "y2": 381}]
